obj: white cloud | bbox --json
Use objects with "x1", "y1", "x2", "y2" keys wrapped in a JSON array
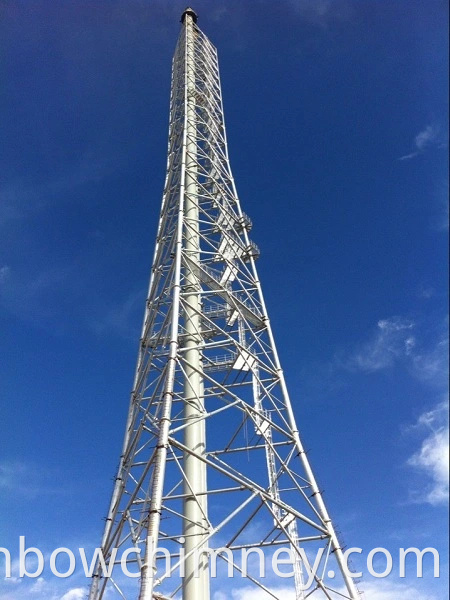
[
  {"x1": 399, "y1": 124, "x2": 443, "y2": 160},
  {"x1": 0, "y1": 460, "x2": 66, "y2": 498},
  {"x1": 417, "y1": 285, "x2": 435, "y2": 299},
  {"x1": 415, "y1": 125, "x2": 439, "y2": 151},
  {"x1": 0, "y1": 264, "x2": 75, "y2": 323},
  {"x1": 342, "y1": 316, "x2": 415, "y2": 372},
  {"x1": 432, "y1": 180, "x2": 449, "y2": 232},
  {"x1": 0, "y1": 153, "x2": 112, "y2": 228},
  {"x1": 399, "y1": 151, "x2": 420, "y2": 161},
  {"x1": 2, "y1": 581, "x2": 21, "y2": 587},
  {"x1": 218, "y1": 579, "x2": 440, "y2": 600},
  {"x1": 347, "y1": 580, "x2": 438, "y2": 600},
  {"x1": 412, "y1": 335, "x2": 449, "y2": 388},
  {"x1": 340, "y1": 317, "x2": 448, "y2": 505},
  {"x1": 0, "y1": 461, "x2": 29, "y2": 491},
  {"x1": 407, "y1": 400, "x2": 449, "y2": 506},
  {"x1": 29, "y1": 578, "x2": 47, "y2": 594},
  {"x1": 222, "y1": 586, "x2": 295, "y2": 600},
  {"x1": 60, "y1": 589, "x2": 88, "y2": 600},
  {"x1": 0, "y1": 579, "x2": 89, "y2": 600},
  {"x1": 290, "y1": 0, "x2": 332, "y2": 16},
  {"x1": 0, "y1": 265, "x2": 10, "y2": 284},
  {"x1": 92, "y1": 288, "x2": 145, "y2": 340},
  {"x1": 341, "y1": 316, "x2": 449, "y2": 386},
  {"x1": 287, "y1": 0, "x2": 352, "y2": 25}
]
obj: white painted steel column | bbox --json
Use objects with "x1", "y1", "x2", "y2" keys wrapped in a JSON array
[{"x1": 182, "y1": 9, "x2": 210, "y2": 600}]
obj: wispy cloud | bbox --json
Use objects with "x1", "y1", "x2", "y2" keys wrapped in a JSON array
[
  {"x1": 0, "y1": 461, "x2": 67, "y2": 499},
  {"x1": 59, "y1": 589, "x2": 88, "y2": 600},
  {"x1": 0, "y1": 581, "x2": 88, "y2": 600},
  {"x1": 417, "y1": 284, "x2": 435, "y2": 299},
  {"x1": 215, "y1": 586, "x2": 295, "y2": 600},
  {"x1": 0, "y1": 263, "x2": 76, "y2": 326},
  {"x1": 300, "y1": 315, "x2": 447, "y2": 400},
  {"x1": 407, "y1": 400, "x2": 449, "y2": 506},
  {"x1": 432, "y1": 180, "x2": 449, "y2": 232},
  {"x1": 216, "y1": 580, "x2": 439, "y2": 600},
  {"x1": 340, "y1": 316, "x2": 449, "y2": 386},
  {"x1": 345, "y1": 580, "x2": 438, "y2": 600},
  {"x1": 0, "y1": 151, "x2": 112, "y2": 229},
  {"x1": 416, "y1": 125, "x2": 441, "y2": 151},
  {"x1": 0, "y1": 265, "x2": 10, "y2": 284},
  {"x1": 30, "y1": 578, "x2": 47, "y2": 594},
  {"x1": 287, "y1": 0, "x2": 352, "y2": 25},
  {"x1": 412, "y1": 335, "x2": 449, "y2": 388},
  {"x1": 399, "y1": 124, "x2": 444, "y2": 161},
  {"x1": 339, "y1": 315, "x2": 448, "y2": 506},
  {"x1": 1, "y1": 262, "x2": 146, "y2": 340},
  {"x1": 340, "y1": 316, "x2": 415, "y2": 372},
  {"x1": 91, "y1": 289, "x2": 145, "y2": 341}
]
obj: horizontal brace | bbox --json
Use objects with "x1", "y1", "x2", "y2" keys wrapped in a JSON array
[
  {"x1": 163, "y1": 485, "x2": 245, "y2": 501},
  {"x1": 168, "y1": 435, "x2": 329, "y2": 536},
  {"x1": 226, "y1": 535, "x2": 328, "y2": 551}
]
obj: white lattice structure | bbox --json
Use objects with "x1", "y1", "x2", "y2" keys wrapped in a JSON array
[{"x1": 88, "y1": 8, "x2": 361, "y2": 600}]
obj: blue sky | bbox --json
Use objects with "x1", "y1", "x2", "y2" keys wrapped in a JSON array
[{"x1": 0, "y1": 1, "x2": 448, "y2": 599}]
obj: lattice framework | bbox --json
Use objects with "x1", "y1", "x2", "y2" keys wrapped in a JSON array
[{"x1": 88, "y1": 9, "x2": 361, "y2": 600}]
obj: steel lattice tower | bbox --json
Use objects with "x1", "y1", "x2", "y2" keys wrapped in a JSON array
[{"x1": 89, "y1": 8, "x2": 361, "y2": 600}]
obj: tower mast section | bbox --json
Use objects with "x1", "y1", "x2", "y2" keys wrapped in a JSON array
[{"x1": 88, "y1": 8, "x2": 362, "y2": 600}]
